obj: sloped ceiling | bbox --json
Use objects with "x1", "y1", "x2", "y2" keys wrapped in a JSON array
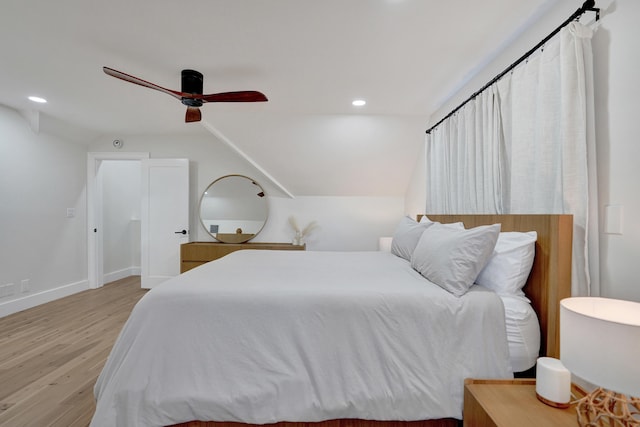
[{"x1": 0, "y1": 0, "x2": 561, "y2": 197}]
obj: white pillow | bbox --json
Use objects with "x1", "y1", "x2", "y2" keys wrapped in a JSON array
[
  {"x1": 441, "y1": 221, "x2": 465, "y2": 230},
  {"x1": 411, "y1": 223, "x2": 501, "y2": 297},
  {"x1": 475, "y1": 231, "x2": 537, "y2": 301},
  {"x1": 390, "y1": 216, "x2": 431, "y2": 261},
  {"x1": 420, "y1": 215, "x2": 465, "y2": 230},
  {"x1": 419, "y1": 215, "x2": 435, "y2": 224}
]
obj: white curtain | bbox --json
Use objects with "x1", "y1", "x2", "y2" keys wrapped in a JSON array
[
  {"x1": 425, "y1": 22, "x2": 599, "y2": 296},
  {"x1": 427, "y1": 86, "x2": 507, "y2": 214}
]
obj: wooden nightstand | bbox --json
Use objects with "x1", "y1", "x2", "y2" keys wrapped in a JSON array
[{"x1": 463, "y1": 379, "x2": 583, "y2": 426}]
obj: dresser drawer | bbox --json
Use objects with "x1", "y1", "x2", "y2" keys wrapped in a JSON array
[{"x1": 180, "y1": 242, "x2": 305, "y2": 273}]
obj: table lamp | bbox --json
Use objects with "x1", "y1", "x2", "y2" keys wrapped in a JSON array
[{"x1": 560, "y1": 297, "x2": 640, "y2": 426}]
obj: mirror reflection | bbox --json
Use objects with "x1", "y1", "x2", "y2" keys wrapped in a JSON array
[{"x1": 199, "y1": 175, "x2": 268, "y2": 243}]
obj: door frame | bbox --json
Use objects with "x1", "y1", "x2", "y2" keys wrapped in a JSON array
[{"x1": 87, "y1": 152, "x2": 149, "y2": 289}]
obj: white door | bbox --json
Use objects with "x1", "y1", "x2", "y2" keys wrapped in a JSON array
[{"x1": 141, "y1": 158, "x2": 189, "y2": 289}]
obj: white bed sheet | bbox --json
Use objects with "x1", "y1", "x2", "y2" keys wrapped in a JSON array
[
  {"x1": 91, "y1": 250, "x2": 512, "y2": 427},
  {"x1": 501, "y1": 296, "x2": 541, "y2": 372}
]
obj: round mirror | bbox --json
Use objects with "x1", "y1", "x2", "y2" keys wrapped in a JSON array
[{"x1": 199, "y1": 175, "x2": 268, "y2": 243}]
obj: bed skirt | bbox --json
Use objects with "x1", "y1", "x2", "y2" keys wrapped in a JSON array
[{"x1": 169, "y1": 419, "x2": 459, "y2": 427}]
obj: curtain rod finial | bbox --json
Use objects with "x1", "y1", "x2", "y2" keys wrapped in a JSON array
[
  {"x1": 582, "y1": 0, "x2": 595, "y2": 9},
  {"x1": 580, "y1": 0, "x2": 599, "y2": 21}
]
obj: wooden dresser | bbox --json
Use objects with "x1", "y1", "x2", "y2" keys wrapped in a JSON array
[{"x1": 180, "y1": 242, "x2": 306, "y2": 273}]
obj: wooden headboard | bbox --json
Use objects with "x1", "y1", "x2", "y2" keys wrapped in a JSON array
[{"x1": 418, "y1": 214, "x2": 573, "y2": 358}]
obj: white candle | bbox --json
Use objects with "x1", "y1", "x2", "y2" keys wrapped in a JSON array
[{"x1": 536, "y1": 357, "x2": 571, "y2": 408}]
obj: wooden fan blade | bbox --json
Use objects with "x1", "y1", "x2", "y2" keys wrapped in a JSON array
[
  {"x1": 200, "y1": 91, "x2": 268, "y2": 103},
  {"x1": 185, "y1": 106, "x2": 202, "y2": 123},
  {"x1": 103, "y1": 67, "x2": 183, "y2": 100}
]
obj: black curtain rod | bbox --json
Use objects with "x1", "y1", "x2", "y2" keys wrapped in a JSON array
[{"x1": 425, "y1": 0, "x2": 599, "y2": 135}]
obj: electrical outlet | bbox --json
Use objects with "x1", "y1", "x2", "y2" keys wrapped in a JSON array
[
  {"x1": 21, "y1": 279, "x2": 30, "y2": 293},
  {"x1": 66, "y1": 208, "x2": 75, "y2": 218}
]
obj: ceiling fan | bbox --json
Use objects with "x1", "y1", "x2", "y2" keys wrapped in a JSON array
[{"x1": 103, "y1": 67, "x2": 268, "y2": 123}]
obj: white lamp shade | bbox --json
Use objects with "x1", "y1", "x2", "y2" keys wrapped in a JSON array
[
  {"x1": 378, "y1": 237, "x2": 393, "y2": 252},
  {"x1": 560, "y1": 297, "x2": 640, "y2": 397}
]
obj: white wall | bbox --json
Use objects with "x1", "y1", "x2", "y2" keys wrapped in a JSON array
[
  {"x1": 406, "y1": 0, "x2": 640, "y2": 302},
  {"x1": 0, "y1": 105, "x2": 89, "y2": 317},
  {"x1": 91, "y1": 132, "x2": 405, "y2": 251},
  {"x1": 404, "y1": 141, "x2": 427, "y2": 218},
  {"x1": 256, "y1": 196, "x2": 404, "y2": 251},
  {"x1": 592, "y1": 0, "x2": 640, "y2": 301}
]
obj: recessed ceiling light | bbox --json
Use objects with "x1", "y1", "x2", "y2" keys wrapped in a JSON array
[
  {"x1": 28, "y1": 96, "x2": 47, "y2": 103},
  {"x1": 352, "y1": 99, "x2": 366, "y2": 107}
]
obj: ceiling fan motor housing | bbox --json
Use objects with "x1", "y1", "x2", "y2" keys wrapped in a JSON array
[{"x1": 181, "y1": 69, "x2": 204, "y2": 107}]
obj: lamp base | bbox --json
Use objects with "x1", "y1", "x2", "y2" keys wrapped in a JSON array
[
  {"x1": 536, "y1": 392, "x2": 571, "y2": 409},
  {"x1": 575, "y1": 387, "x2": 640, "y2": 426}
]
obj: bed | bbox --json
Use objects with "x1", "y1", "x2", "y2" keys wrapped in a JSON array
[{"x1": 91, "y1": 214, "x2": 573, "y2": 427}]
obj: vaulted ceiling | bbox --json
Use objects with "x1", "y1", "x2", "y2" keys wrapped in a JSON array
[{"x1": 0, "y1": 0, "x2": 564, "y2": 196}]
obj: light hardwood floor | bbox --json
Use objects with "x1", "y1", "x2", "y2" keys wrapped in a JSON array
[{"x1": 0, "y1": 276, "x2": 147, "y2": 427}]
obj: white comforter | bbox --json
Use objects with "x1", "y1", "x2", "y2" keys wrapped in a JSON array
[{"x1": 92, "y1": 250, "x2": 512, "y2": 427}]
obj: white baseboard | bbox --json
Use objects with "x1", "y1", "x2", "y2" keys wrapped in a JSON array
[
  {"x1": 0, "y1": 279, "x2": 90, "y2": 318},
  {"x1": 103, "y1": 266, "x2": 141, "y2": 284}
]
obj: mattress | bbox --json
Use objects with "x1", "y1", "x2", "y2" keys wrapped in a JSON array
[{"x1": 92, "y1": 250, "x2": 512, "y2": 427}]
